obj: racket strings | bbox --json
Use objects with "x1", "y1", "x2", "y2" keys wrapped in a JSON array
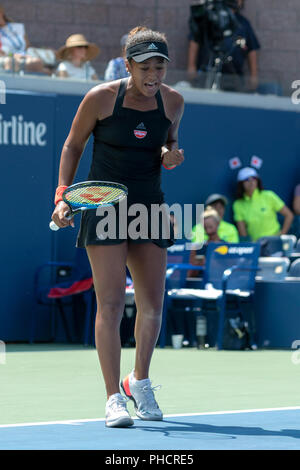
[{"x1": 64, "y1": 185, "x2": 126, "y2": 208}]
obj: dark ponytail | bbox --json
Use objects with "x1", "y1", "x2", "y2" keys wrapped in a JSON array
[{"x1": 125, "y1": 26, "x2": 168, "y2": 53}]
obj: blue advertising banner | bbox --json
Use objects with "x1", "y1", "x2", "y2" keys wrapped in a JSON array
[{"x1": 0, "y1": 90, "x2": 56, "y2": 341}]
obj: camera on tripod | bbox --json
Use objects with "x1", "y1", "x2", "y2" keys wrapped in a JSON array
[
  {"x1": 189, "y1": 0, "x2": 240, "y2": 51},
  {"x1": 189, "y1": 0, "x2": 245, "y2": 89}
]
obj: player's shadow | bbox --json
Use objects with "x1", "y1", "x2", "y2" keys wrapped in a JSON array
[{"x1": 134, "y1": 419, "x2": 300, "y2": 441}]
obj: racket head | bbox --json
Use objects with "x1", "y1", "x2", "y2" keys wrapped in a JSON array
[{"x1": 62, "y1": 181, "x2": 128, "y2": 212}]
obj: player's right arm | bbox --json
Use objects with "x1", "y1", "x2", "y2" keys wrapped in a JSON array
[
  {"x1": 51, "y1": 82, "x2": 118, "y2": 228},
  {"x1": 57, "y1": 86, "x2": 104, "y2": 187}
]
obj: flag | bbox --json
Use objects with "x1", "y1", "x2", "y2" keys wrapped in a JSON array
[
  {"x1": 251, "y1": 155, "x2": 263, "y2": 169},
  {"x1": 229, "y1": 157, "x2": 242, "y2": 169}
]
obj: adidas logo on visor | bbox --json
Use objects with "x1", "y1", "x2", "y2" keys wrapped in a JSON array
[{"x1": 147, "y1": 43, "x2": 158, "y2": 50}]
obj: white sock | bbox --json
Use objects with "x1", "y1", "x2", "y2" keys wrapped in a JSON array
[
  {"x1": 107, "y1": 392, "x2": 123, "y2": 402},
  {"x1": 131, "y1": 370, "x2": 149, "y2": 384}
]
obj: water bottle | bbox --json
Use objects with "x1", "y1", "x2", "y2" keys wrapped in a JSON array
[{"x1": 196, "y1": 315, "x2": 207, "y2": 349}]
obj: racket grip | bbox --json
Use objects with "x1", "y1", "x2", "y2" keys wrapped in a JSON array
[
  {"x1": 49, "y1": 211, "x2": 72, "y2": 231},
  {"x1": 49, "y1": 220, "x2": 60, "y2": 231}
]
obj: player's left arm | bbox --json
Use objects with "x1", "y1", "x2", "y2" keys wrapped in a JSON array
[{"x1": 161, "y1": 89, "x2": 185, "y2": 169}]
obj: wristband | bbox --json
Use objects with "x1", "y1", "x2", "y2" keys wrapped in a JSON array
[
  {"x1": 162, "y1": 162, "x2": 176, "y2": 170},
  {"x1": 54, "y1": 185, "x2": 68, "y2": 205},
  {"x1": 162, "y1": 163, "x2": 176, "y2": 170},
  {"x1": 161, "y1": 155, "x2": 176, "y2": 170}
]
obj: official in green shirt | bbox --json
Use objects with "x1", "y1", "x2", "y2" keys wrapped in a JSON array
[
  {"x1": 191, "y1": 193, "x2": 240, "y2": 244},
  {"x1": 233, "y1": 167, "x2": 294, "y2": 241}
]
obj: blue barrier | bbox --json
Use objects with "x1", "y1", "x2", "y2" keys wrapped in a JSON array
[
  {"x1": 254, "y1": 280, "x2": 300, "y2": 348},
  {"x1": 0, "y1": 82, "x2": 299, "y2": 342}
]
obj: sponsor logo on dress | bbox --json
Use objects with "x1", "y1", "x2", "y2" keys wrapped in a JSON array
[{"x1": 134, "y1": 122, "x2": 147, "y2": 139}]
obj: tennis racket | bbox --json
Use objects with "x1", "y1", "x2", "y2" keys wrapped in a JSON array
[{"x1": 49, "y1": 180, "x2": 128, "y2": 231}]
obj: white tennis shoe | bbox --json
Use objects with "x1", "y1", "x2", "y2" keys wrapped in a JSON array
[
  {"x1": 121, "y1": 371, "x2": 163, "y2": 421},
  {"x1": 105, "y1": 393, "x2": 134, "y2": 428}
]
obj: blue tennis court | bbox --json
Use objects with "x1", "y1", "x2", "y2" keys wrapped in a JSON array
[
  {"x1": 2, "y1": 345, "x2": 300, "y2": 452},
  {"x1": 1, "y1": 408, "x2": 300, "y2": 450}
]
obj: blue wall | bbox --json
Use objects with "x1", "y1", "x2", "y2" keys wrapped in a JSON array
[
  {"x1": 0, "y1": 91, "x2": 56, "y2": 340},
  {"x1": 163, "y1": 102, "x2": 300, "y2": 222},
  {"x1": 0, "y1": 89, "x2": 299, "y2": 341}
]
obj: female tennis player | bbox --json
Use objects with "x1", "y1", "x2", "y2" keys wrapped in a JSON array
[{"x1": 51, "y1": 26, "x2": 184, "y2": 428}]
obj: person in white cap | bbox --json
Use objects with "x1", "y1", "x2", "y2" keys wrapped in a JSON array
[{"x1": 233, "y1": 167, "x2": 294, "y2": 241}]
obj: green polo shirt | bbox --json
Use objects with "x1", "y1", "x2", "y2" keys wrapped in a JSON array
[
  {"x1": 191, "y1": 219, "x2": 240, "y2": 244},
  {"x1": 233, "y1": 189, "x2": 285, "y2": 241}
]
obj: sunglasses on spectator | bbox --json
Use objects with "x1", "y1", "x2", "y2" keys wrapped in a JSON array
[{"x1": 243, "y1": 176, "x2": 257, "y2": 182}]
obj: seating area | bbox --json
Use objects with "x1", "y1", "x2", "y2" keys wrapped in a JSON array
[
  {"x1": 160, "y1": 235, "x2": 300, "y2": 350},
  {"x1": 32, "y1": 249, "x2": 136, "y2": 346},
  {"x1": 32, "y1": 235, "x2": 300, "y2": 349},
  {"x1": 31, "y1": 248, "x2": 95, "y2": 346},
  {"x1": 256, "y1": 235, "x2": 300, "y2": 280},
  {"x1": 160, "y1": 242, "x2": 261, "y2": 350}
]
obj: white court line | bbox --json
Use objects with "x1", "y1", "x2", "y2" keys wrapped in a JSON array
[{"x1": 1, "y1": 406, "x2": 300, "y2": 429}]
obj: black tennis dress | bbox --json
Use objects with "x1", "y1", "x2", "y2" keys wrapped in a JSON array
[{"x1": 76, "y1": 78, "x2": 174, "y2": 248}]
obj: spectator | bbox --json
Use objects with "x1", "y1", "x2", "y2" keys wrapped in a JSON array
[
  {"x1": 233, "y1": 167, "x2": 294, "y2": 241},
  {"x1": 202, "y1": 206, "x2": 223, "y2": 243},
  {"x1": 56, "y1": 34, "x2": 99, "y2": 80},
  {"x1": 188, "y1": 206, "x2": 224, "y2": 276},
  {"x1": 0, "y1": 4, "x2": 51, "y2": 74},
  {"x1": 293, "y1": 184, "x2": 300, "y2": 215},
  {"x1": 191, "y1": 193, "x2": 239, "y2": 244},
  {"x1": 104, "y1": 34, "x2": 129, "y2": 81},
  {"x1": 187, "y1": 0, "x2": 260, "y2": 90}
]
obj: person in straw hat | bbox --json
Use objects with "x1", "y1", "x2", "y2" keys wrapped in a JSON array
[{"x1": 56, "y1": 34, "x2": 100, "y2": 80}]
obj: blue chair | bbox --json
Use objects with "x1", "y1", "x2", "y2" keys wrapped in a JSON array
[
  {"x1": 258, "y1": 235, "x2": 296, "y2": 257},
  {"x1": 166, "y1": 242, "x2": 193, "y2": 287},
  {"x1": 289, "y1": 258, "x2": 300, "y2": 277},
  {"x1": 281, "y1": 235, "x2": 297, "y2": 257},
  {"x1": 158, "y1": 242, "x2": 193, "y2": 345},
  {"x1": 31, "y1": 248, "x2": 95, "y2": 345},
  {"x1": 256, "y1": 257, "x2": 290, "y2": 281},
  {"x1": 257, "y1": 236, "x2": 283, "y2": 257},
  {"x1": 160, "y1": 242, "x2": 260, "y2": 350},
  {"x1": 295, "y1": 238, "x2": 300, "y2": 253}
]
